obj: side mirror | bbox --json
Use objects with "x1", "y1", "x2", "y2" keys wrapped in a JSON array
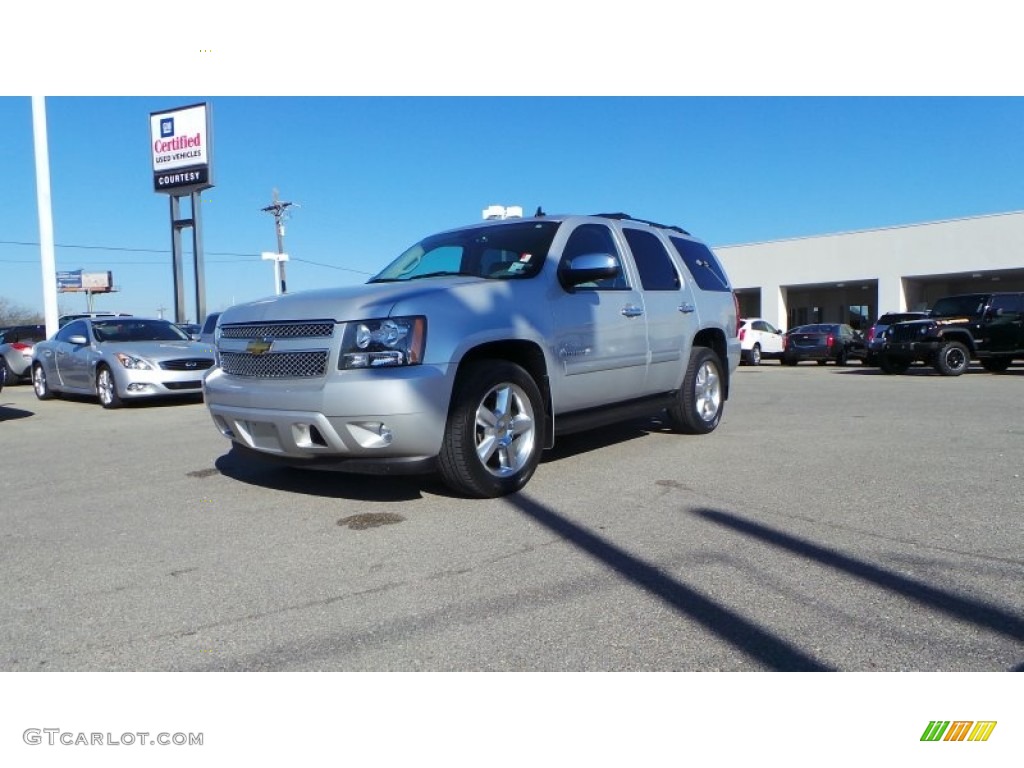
[
  {"x1": 68, "y1": 335, "x2": 88, "y2": 345},
  {"x1": 559, "y1": 253, "x2": 621, "y2": 289}
]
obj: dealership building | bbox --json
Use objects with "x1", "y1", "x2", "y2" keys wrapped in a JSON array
[{"x1": 715, "y1": 209, "x2": 1024, "y2": 331}]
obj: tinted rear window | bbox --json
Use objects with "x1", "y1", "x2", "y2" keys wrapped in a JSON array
[{"x1": 668, "y1": 237, "x2": 732, "y2": 292}]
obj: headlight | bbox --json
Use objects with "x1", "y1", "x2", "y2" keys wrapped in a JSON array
[
  {"x1": 115, "y1": 352, "x2": 153, "y2": 370},
  {"x1": 340, "y1": 316, "x2": 426, "y2": 369}
]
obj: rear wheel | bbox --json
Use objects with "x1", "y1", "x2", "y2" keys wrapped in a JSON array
[
  {"x1": 96, "y1": 365, "x2": 123, "y2": 409},
  {"x1": 979, "y1": 356, "x2": 1012, "y2": 373},
  {"x1": 667, "y1": 346, "x2": 724, "y2": 435},
  {"x1": 32, "y1": 363, "x2": 55, "y2": 400},
  {"x1": 749, "y1": 344, "x2": 761, "y2": 366},
  {"x1": 438, "y1": 360, "x2": 543, "y2": 498},
  {"x1": 933, "y1": 341, "x2": 970, "y2": 376}
]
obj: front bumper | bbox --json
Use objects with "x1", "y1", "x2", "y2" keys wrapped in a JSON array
[
  {"x1": 883, "y1": 340, "x2": 939, "y2": 359},
  {"x1": 202, "y1": 364, "x2": 455, "y2": 466},
  {"x1": 116, "y1": 367, "x2": 207, "y2": 398}
]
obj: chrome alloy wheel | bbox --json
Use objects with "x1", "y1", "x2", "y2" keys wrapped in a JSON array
[
  {"x1": 97, "y1": 368, "x2": 117, "y2": 406},
  {"x1": 474, "y1": 381, "x2": 537, "y2": 477},
  {"x1": 694, "y1": 359, "x2": 722, "y2": 423}
]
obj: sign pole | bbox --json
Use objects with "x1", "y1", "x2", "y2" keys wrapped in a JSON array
[
  {"x1": 192, "y1": 190, "x2": 207, "y2": 324},
  {"x1": 169, "y1": 194, "x2": 187, "y2": 323}
]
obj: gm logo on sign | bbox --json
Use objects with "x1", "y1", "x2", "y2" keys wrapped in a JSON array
[
  {"x1": 160, "y1": 117, "x2": 175, "y2": 138},
  {"x1": 921, "y1": 721, "x2": 997, "y2": 742}
]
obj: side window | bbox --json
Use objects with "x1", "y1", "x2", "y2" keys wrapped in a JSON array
[
  {"x1": 989, "y1": 294, "x2": 1024, "y2": 319},
  {"x1": 669, "y1": 236, "x2": 732, "y2": 292},
  {"x1": 752, "y1": 321, "x2": 768, "y2": 332},
  {"x1": 56, "y1": 321, "x2": 87, "y2": 342},
  {"x1": 622, "y1": 229, "x2": 680, "y2": 291},
  {"x1": 559, "y1": 223, "x2": 626, "y2": 290}
]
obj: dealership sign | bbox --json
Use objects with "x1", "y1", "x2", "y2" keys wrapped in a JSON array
[{"x1": 149, "y1": 102, "x2": 214, "y2": 194}]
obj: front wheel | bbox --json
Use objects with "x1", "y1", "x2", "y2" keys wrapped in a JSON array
[
  {"x1": 933, "y1": 341, "x2": 970, "y2": 376},
  {"x1": 667, "y1": 346, "x2": 724, "y2": 435},
  {"x1": 438, "y1": 361, "x2": 543, "y2": 498},
  {"x1": 96, "y1": 366, "x2": 124, "y2": 409},
  {"x1": 32, "y1": 363, "x2": 55, "y2": 400}
]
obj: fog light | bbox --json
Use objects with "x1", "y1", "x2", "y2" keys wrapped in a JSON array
[
  {"x1": 348, "y1": 421, "x2": 394, "y2": 448},
  {"x1": 126, "y1": 383, "x2": 152, "y2": 392},
  {"x1": 213, "y1": 416, "x2": 235, "y2": 438}
]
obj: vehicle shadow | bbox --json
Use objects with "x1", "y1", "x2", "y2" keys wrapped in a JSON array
[
  {"x1": 540, "y1": 418, "x2": 655, "y2": 464},
  {"x1": 214, "y1": 448, "x2": 432, "y2": 502},
  {"x1": 213, "y1": 418, "x2": 662, "y2": 501},
  {"x1": 836, "y1": 365, "x2": 1024, "y2": 376},
  {"x1": 0, "y1": 404, "x2": 34, "y2": 421}
]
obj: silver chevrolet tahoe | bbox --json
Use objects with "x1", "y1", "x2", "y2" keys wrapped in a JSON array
[{"x1": 203, "y1": 213, "x2": 741, "y2": 497}]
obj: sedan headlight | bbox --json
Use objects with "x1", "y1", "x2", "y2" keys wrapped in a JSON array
[
  {"x1": 340, "y1": 316, "x2": 426, "y2": 369},
  {"x1": 115, "y1": 352, "x2": 153, "y2": 370}
]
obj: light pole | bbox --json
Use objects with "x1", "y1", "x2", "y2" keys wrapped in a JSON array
[{"x1": 261, "y1": 188, "x2": 296, "y2": 294}]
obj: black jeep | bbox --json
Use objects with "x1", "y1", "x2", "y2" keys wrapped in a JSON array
[{"x1": 879, "y1": 292, "x2": 1024, "y2": 375}]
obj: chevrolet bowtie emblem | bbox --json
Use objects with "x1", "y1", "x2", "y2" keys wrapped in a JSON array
[{"x1": 246, "y1": 338, "x2": 273, "y2": 355}]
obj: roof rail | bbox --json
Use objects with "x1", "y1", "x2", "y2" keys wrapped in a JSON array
[{"x1": 592, "y1": 212, "x2": 690, "y2": 236}]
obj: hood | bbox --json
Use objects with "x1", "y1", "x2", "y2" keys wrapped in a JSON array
[
  {"x1": 99, "y1": 340, "x2": 215, "y2": 360},
  {"x1": 219, "y1": 278, "x2": 486, "y2": 324}
]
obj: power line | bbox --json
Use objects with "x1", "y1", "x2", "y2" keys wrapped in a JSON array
[{"x1": 0, "y1": 239, "x2": 375, "y2": 275}]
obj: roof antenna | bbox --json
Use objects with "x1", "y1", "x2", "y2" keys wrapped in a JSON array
[{"x1": 535, "y1": 206, "x2": 545, "y2": 217}]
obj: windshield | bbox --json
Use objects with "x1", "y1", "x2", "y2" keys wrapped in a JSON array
[
  {"x1": 929, "y1": 295, "x2": 987, "y2": 318},
  {"x1": 370, "y1": 221, "x2": 560, "y2": 282},
  {"x1": 92, "y1": 319, "x2": 189, "y2": 343}
]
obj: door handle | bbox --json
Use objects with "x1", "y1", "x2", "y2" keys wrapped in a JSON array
[
  {"x1": 621, "y1": 305, "x2": 644, "y2": 318},
  {"x1": 678, "y1": 303, "x2": 696, "y2": 314}
]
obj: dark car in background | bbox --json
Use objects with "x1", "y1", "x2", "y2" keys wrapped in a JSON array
[
  {"x1": 0, "y1": 324, "x2": 48, "y2": 384},
  {"x1": 781, "y1": 323, "x2": 865, "y2": 366},
  {"x1": 863, "y1": 311, "x2": 930, "y2": 365}
]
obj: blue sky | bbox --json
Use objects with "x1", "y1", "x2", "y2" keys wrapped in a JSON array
[
  {"x1": 2, "y1": 1, "x2": 1023, "y2": 322},
  {"x1": 4, "y1": 96, "x2": 1023, "y2": 322}
]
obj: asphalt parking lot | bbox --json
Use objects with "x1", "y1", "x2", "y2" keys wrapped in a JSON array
[{"x1": 1, "y1": 362, "x2": 1021, "y2": 671}]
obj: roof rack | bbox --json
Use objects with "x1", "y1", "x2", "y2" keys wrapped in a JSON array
[{"x1": 592, "y1": 213, "x2": 690, "y2": 236}]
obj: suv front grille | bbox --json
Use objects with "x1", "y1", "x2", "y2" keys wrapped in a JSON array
[
  {"x1": 219, "y1": 350, "x2": 329, "y2": 378},
  {"x1": 888, "y1": 324, "x2": 924, "y2": 343},
  {"x1": 220, "y1": 321, "x2": 335, "y2": 339}
]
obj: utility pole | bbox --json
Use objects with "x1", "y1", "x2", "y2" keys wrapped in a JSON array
[{"x1": 261, "y1": 188, "x2": 296, "y2": 294}]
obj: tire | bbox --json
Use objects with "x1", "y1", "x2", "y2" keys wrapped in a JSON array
[
  {"x1": 979, "y1": 357, "x2": 1012, "y2": 373},
  {"x1": 1, "y1": 358, "x2": 14, "y2": 385},
  {"x1": 816, "y1": 359, "x2": 828, "y2": 366},
  {"x1": 878, "y1": 355, "x2": 912, "y2": 375},
  {"x1": 438, "y1": 360, "x2": 543, "y2": 498},
  {"x1": 933, "y1": 341, "x2": 970, "y2": 376},
  {"x1": 667, "y1": 346, "x2": 724, "y2": 435},
  {"x1": 781, "y1": 356, "x2": 798, "y2": 366},
  {"x1": 749, "y1": 344, "x2": 762, "y2": 366},
  {"x1": 835, "y1": 348, "x2": 848, "y2": 366},
  {"x1": 96, "y1": 365, "x2": 124, "y2": 409},
  {"x1": 32, "y1": 362, "x2": 55, "y2": 400}
]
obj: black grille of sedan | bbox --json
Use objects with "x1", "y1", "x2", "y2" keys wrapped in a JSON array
[
  {"x1": 159, "y1": 358, "x2": 215, "y2": 371},
  {"x1": 220, "y1": 321, "x2": 335, "y2": 339},
  {"x1": 219, "y1": 350, "x2": 329, "y2": 378}
]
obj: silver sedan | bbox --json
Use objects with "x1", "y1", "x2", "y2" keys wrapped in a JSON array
[{"x1": 31, "y1": 317, "x2": 216, "y2": 408}]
